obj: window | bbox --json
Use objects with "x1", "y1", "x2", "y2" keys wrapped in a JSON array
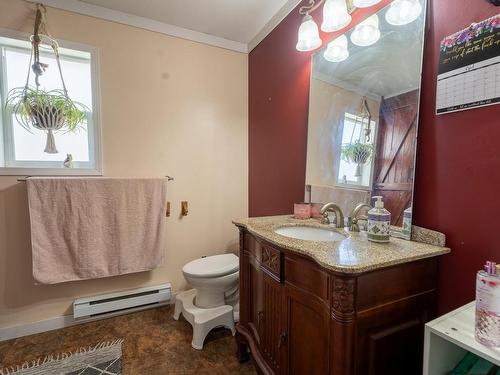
[
  {"x1": 336, "y1": 112, "x2": 376, "y2": 189},
  {"x1": 0, "y1": 33, "x2": 101, "y2": 175}
]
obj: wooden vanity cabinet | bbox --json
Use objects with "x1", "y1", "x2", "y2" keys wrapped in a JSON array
[{"x1": 236, "y1": 229, "x2": 439, "y2": 375}]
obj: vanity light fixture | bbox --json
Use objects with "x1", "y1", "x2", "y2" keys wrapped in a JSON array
[
  {"x1": 321, "y1": 0, "x2": 352, "y2": 32},
  {"x1": 324, "y1": 34, "x2": 350, "y2": 62},
  {"x1": 352, "y1": 0, "x2": 382, "y2": 8},
  {"x1": 385, "y1": 0, "x2": 422, "y2": 26},
  {"x1": 296, "y1": 14, "x2": 323, "y2": 51},
  {"x1": 296, "y1": 0, "x2": 327, "y2": 52},
  {"x1": 350, "y1": 14, "x2": 381, "y2": 46}
]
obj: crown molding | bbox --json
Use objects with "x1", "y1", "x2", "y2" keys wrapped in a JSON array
[
  {"x1": 28, "y1": 0, "x2": 303, "y2": 54},
  {"x1": 313, "y1": 71, "x2": 381, "y2": 102},
  {"x1": 27, "y1": 0, "x2": 248, "y2": 53},
  {"x1": 248, "y1": 0, "x2": 302, "y2": 52}
]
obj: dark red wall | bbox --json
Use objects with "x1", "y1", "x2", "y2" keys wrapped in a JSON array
[
  {"x1": 248, "y1": 0, "x2": 500, "y2": 313},
  {"x1": 248, "y1": 1, "x2": 392, "y2": 217},
  {"x1": 413, "y1": 1, "x2": 499, "y2": 313}
]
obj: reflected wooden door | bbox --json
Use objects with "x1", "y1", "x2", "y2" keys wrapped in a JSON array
[{"x1": 373, "y1": 90, "x2": 418, "y2": 226}]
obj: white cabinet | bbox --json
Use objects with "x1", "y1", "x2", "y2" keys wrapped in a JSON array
[{"x1": 424, "y1": 301, "x2": 500, "y2": 375}]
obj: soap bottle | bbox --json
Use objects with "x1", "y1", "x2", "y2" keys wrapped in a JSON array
[
  {"x1": 475, "y1": 262, "x2": 500, "y2": 347},
  {"x1": 402, "y1": 206, "x2": 412, "y2": 240},
  {"x1": 367, "y1": 196, "x2": 391, "y2": 243}
]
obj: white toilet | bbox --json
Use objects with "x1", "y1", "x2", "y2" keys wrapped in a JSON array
[
  {"x1": 173, "y1": 253, "x2": 239, "y2": 349},
  {"x1": 183, "y1": 254, "x2": 239, "y2": 308}
]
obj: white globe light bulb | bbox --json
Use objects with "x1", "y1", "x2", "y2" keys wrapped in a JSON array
[
  {"x1": 353, "y1": 0, "x2": 382, "y2": 8},
  {"x1": 350, "y1": 14, "x2": 381, "y2": 47},
  {"x1": 296, "y1": 14, "x2": 322, "y2": 52},
  {"x1": 321, "y1": 0, "x2": 352, "y2": 32},
  {"x1": 385, "y1": 0, "x2": 422, "y2": 26},
  {"x1": 324, "y1": 34, "x2": 349, "y2": 62}
]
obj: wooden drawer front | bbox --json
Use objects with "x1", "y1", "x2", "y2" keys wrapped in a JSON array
[
  {"x1": 285, "y1": 255, "x2": 329, "y2": 303},
  {"x1": 261, "y1": 244, "x2": 282, "y2": 281},
  {"x1": 357, "y1": 258, "x2": 438, "y2": 312}
]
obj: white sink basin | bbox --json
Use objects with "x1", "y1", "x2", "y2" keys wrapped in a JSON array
[{"x1": 274, "y1": 226, "x2": 348, "y2": 242}]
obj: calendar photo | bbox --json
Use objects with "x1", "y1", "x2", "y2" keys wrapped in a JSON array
[{"x1": 436, "y1": 14, "x2": 500, "y2": 115}]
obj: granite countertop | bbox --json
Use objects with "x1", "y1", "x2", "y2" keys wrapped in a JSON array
[{"x1": 233, "y1": 215, "x2": 450, "y2": 274}]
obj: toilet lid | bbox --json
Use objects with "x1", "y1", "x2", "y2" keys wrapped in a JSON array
[{"x1": 182, "y1": 254, "x2": 239, "y2": 278}]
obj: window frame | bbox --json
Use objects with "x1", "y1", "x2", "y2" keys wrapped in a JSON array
[
  {"x1": 335, "y1": 112, "x2": 377, "y2": 191},
  {"x1": 0, "y1": 28, "x2": 102, "y2": 176}
]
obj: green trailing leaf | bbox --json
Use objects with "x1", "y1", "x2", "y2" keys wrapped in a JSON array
[
  {"x1": 341, "y1": 141, "x2": 373, "y2": 165},
  {"x1": 5, "y1": 87, "x2": 88, "y2": 134}
]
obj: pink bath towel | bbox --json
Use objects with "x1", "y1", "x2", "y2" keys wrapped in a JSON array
[{"x1": 26, "y1": 177, "x2": 167, "y2": 284}]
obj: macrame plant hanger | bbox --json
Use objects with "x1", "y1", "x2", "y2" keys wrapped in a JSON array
[
  {"x1": 348, "y1": 98, "x2": 373, "y2": 177},
  {"x1": 20, "y1": 4, "x2": 71, "y2": 153}
]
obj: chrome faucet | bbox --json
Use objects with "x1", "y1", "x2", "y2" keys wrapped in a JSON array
[
  {"x1": 319, "y1": 203, "x2": 344, "y2": 228},
  {"x1": 349, "y1": 203, "x2": 372, "y2": 232}
]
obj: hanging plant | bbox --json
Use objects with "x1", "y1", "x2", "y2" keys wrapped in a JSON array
[
  {"x1": 341, "y1": 141, "x2": 373, "y2": 177},
  {"x1": 6, "y1": 87, "x2": 87, "y2": 153},
  {"x1": 3, "y1": 4, "x2": 88, "y2": 154},
  {"x1": 341, "y1": 141, "x2": 373, "y2": 164}
]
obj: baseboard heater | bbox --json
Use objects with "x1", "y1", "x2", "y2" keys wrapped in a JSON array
[{"x1": 73, "y1": 283, "x2": 172, "y2": 320}]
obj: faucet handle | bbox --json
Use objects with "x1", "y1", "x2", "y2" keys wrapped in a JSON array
[
  {"x1": 350, "y1": 218, "x2": 360, "y2": 232},
  {"x1": 350, "y1": 215, "x2": 368, "y2": 232},
  {"x1": 321, "y1": 211, "x2": 330, "y2": 225}
]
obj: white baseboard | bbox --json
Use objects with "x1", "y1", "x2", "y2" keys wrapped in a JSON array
[{"x1": 0, "y1": 292, "x2": 177, "y2": 342}]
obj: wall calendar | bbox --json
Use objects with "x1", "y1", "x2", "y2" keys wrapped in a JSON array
[{"x1": 436, "y1": 14, "x2": 500, "y2": 115}]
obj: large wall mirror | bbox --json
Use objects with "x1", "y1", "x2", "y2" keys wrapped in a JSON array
[{"x1": 305, "y1": 0, "x2": 427, "y2": 238}]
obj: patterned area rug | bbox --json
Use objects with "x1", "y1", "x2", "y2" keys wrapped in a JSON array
[{"x1": 0, "y1": 340, "x2": 123, "y2": 375}]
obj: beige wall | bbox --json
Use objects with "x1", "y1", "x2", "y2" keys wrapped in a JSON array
[
  {"x1": 305, "y1": 78, "x2": 379, "y2": 215},
  {"x1": 0, "y1": 0, "x2": 248, "y2": 328},
  {"x1": 306, "y1": 78, "x2": 380, "y2": 187}
]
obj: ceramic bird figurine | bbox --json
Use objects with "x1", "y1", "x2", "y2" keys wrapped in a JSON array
[{"x1": 63, "y1": 154, "x2": 73, "y2": 168}]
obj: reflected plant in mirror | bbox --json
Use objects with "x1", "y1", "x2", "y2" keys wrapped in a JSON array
[{"x1": 305, "y1": 0, "x2": 427, "y2": 239}]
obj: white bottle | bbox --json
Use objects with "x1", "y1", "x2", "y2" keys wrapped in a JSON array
[
  {"x1": 475, "y1": 269, "x2": 500, "y2": 346},
  {"x1": 367, "y1": 196, "x2": 391, "y2": 243},
  {"x1": 402, "y1": 206, "x2": 412, "y2": 240}
]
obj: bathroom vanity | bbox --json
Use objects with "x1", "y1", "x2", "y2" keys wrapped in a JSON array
[
  {"x1": 234, "y1": 216, "x2": 450, "y2": 375},
  {"x1": 236, "y1": 1, "x2": 447, "y2": 373}
]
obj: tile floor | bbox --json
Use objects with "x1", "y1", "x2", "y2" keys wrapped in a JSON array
[{"x1": 0, "y1": 306, "x2": 256, "y2": 374}]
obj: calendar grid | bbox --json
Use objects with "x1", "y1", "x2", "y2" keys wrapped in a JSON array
[{"x1": 436, "y1": 56, "x2": 500, "y2": 114}]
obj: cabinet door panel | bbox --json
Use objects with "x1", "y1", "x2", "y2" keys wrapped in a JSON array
[
  {"x1": 261, "y1": 272, "x2": 285, "y2": 374},
  {"x1": 286, "y1": 286, "x2": 330, "y2": 375},
  {"x1": 247, "y1": 252, "x2": 264, "y2": 345},
  {"x1": 355, "y1": 292, "x2": 435, "y2": 375}
]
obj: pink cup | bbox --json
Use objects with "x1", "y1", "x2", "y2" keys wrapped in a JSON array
[
  {"x1": 294, "y1": 203, "x2": 311, "y2": 219},
  {"x1": 310, "y1": 203, "x2": 323, "y2": 218}
]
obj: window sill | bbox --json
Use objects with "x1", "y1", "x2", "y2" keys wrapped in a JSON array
[
  {"x1": 0, "y1": 167, "x2": 102, "y2": 177},
  {"x1": 334, "y1": 182, "x2": 372, "y2": 192}
]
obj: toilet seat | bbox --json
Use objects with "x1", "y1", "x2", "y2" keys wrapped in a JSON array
[{"x1": 182, "y1": 254, "x2": 239, "y2": 278}]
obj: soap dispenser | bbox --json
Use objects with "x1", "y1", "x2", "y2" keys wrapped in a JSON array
[{"x1": 367, "y1": 196, "x2": 391, "y2": 243}]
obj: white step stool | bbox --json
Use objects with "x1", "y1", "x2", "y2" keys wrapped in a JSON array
[{"x1": 173, "y1": 289, "x2": 236, "y2": 350}]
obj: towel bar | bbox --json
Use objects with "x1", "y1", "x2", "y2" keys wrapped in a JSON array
[{"x1": 17, "y1": 175, "x2": 175, "y2": 182}]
